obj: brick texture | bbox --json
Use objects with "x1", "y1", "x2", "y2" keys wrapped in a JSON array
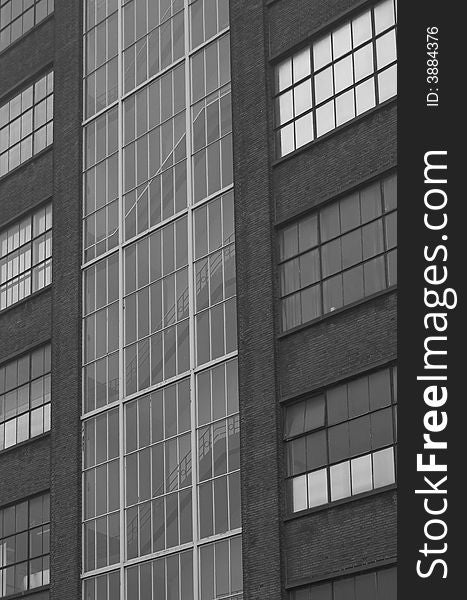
[
  {"x1": 230, "y1": 1, "x2": 283, "y2": 599},
  {"x1": 231, "y1": 0, "x2": 397, "y2": 597},
  {"x1": 0, "y1": 4, "x2": 82, "y2": 600},
  {"x1": 49, "y1": 1, "x2": 82, "y2": 599}
]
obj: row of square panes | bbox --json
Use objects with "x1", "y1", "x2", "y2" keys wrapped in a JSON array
[
  {"x1": 0, "y1": 72, "x2": 53, "y2": 177},
  {"x1": 0, "y1": 203, "x2": 52, "y2": 311},
  {"x1": 274, "y1": 0, "x2": 397, "y2": 156},
  {"x1": 279, "y1": 173, "x2": 396, "y2": 330},
  {"x1": 0, "y1": 493, "x2": 50, "y2": 598},
  {"x1": 0, "y1": 345, "x2": 51, "y2": 451},
  {"x1": 0, "y1": 0, "x2": 54, "y2": 53},
  {"x1": 290, "y1": 566, "x2": 396, "y2": 600},
  {"x1": 290, "y1": 446, "x2": 395, "y2": 512}
]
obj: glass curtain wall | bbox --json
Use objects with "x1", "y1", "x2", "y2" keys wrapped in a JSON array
[{"x1": 81, "y1": 1, "x2": 241, "y2": 599}]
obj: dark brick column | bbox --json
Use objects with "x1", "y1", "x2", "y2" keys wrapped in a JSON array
[{"x1": 50, "y1": 1, "x2": 83, "y2": 599}]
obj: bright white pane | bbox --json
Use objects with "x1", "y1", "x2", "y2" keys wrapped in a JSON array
[
  {"x1": 277, "y1": 58, "x2": 292, "y2": 92},
  {"x1": 278, "y1": 123, "x2": 294, "y2": 156},
  {"x1": 313, "y1": 34, "x2": 332, "y2": 70},
  {"x1": 376, "y1": 30, "x2": 397, "y2": 69},
  {"x1": 354, "y1": 43, "x2": 374, "y2": 82},
  {"x1": 352, "y1": 10, "x2": 372, "y2": 46},
  {"x1": 351, "y1": 453, "x2": 373, "y2": 494},
  {"x1": 293, "y1": 80, "x2": 312, "y2": 116},
  {"x1": 277, "y1": 90, "x2": 293, "y2": 125},
  {"x1": 293, "y1": 48, "x2": 311, "y2": 82},
  {"x1": 314, "y1": 66, "x2": 334, "y2": 104},
  {"x1": 292, "y1": 474, "x2": 308, "y2": 511},
  {"x1": 374, "y1": 0, "x2": 395, "y2": 34},
  {"x1": 316, "y1": 100, "x2": 335, "y2": 137},
  {"x1": 355, "y1": 78, "x2": 376, "y2": 115},
  {"x1": 334, "y1": 55, "x2": 353, "y2": 93},
  {"x1": 335, "y1": 90, "x2": 355, "y2": 126},
  {"x1": 332, "y1": 22, "x2": 351, "y2": 59},
  {"x1": 330, "y1": 461, "x2": 351, "y2": 501},
  {"x1": 307, "y1": 469, "x2": 328, "y2": 508},
  {"x1": 378, "y1": 65, "x2": 397, "y2": 102},
  {"x1": 373, "y1": 447, "x2": 395, "y2": 488},
  {"x1": 294, "y1": 113, "x2": 314, "y2": 149}
]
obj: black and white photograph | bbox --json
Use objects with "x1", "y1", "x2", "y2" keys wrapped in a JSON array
[{"x1": 0, "y1": 1, "x2": 460, "y2": 599}]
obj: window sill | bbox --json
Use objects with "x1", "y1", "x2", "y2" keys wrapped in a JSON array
[
  {"x1": 0, "y1": 586, "x2": 50, "y2": 600},
  {"x1": 0, "y1": 13, "x2": 54, "y2": 60},
  {"x1": 0, "y1": 145, "x2": 53, "y2": 185},
  {"x1": 277, "y1": 285, "x2": 397, "y2": 340},
  {"x1": 271, "y1": 97, "x2": 397, "y2": 168},
  {"x1": 0, "y1": 431, "x2": 50, "y2": 458},
  {"x1": 0, "y1": 283, "x2": 52, "y2": 317},
  {"x1": 285, "y1": 557, "x2": 397, "y2": 590},
  {"x1": 283, "y1": 483, "x2": 397, "y2": 522}
]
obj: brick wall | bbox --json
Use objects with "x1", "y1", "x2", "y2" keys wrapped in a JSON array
[
  {"x1": 231, "y1": 0, "x2": 397, "y2": 597},
  {"x1": 0, "y1": 3, "x2": 82, "y2": 600},
  {"x1": 230, "y1": 1, "x2": 283, "y2": 598},
  {"x1": 49, "y1": 1, "x2": 82, "y2": 598}
]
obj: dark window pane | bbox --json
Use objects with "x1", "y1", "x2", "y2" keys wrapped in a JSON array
[
  {"x1": 349, "y1": 415, "x2": 371, "y2": 456},
  {"x1": 326, "y1": 384, "x2": 348, "y2": 425},
  {"x1": 378, "y1": 567, "x2": 397, "y2": 600},
  {"x1": 343, "y1": 265, "x2": 364, "y2": 305},
  {"x1": 348, "y1": 376, "x2": 369, "y2": 417},
  {"x1": 306, "y1": 430, "x2": 327, "y2": 470},
  {"x1": 370, "y1": 407, "x2": 394, "y2": 449},
  {"x1": 304, "y1": 395, "x2": 325, "y2": 431},
  {"x1": 334, "y1": 577, "x2": 355, "y2": 600},
  {"x1": 328, "y1": 422, "x2": 349, "y2": 462}
]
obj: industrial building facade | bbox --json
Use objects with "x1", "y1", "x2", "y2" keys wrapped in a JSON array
[{"x1": 0, "y1": 0, "x2": 397, "y2": 599}]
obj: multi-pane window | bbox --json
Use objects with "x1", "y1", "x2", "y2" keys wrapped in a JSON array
[
  {"x1": 285, "y1": 366, "x2": 397, "y2": 513},
  {"x1": 125, "y1": 379, "x2": 192, "y2": 559},
  {"x1": 290, "y1": 566, "x2": 396, "y2": 600},
  {"x1": 83, "y1": 570, "x2": 119, "y2": 600},
  {"x1": 0, "y1": 345, "x2": 51, "y2": 451},
  {"x1": 194, "y1": 192, "x2": 236, "y2": 366},
  {"x1": 191, "y1": 34, "x2": 233, "y2": 204},
  {"x1": 126, "y1": 550, "x2": 194, "y2": 600},
  {"x1": 0, "y1": 0, "x2": 54, "y2": 53},
  {"x1": 199, "y1": 536, "x2": 243, "y2": 600},
  {"x1": 279, "y1": 173, "x2": 396, "y2": 332},
  {"x1": 84, "y1": 0, "x2": 118, "y2": 118},
  {"x1": 0, "y1": 203, "x2": 52, "y2": 311},
  {"x1": 0, "y1": 72, "x2": 54, "y2": 176},
  {"x1": 189, "y1": 0, "x2": 229, "y2": 50},
  {"x1": 124, "y1": 216, "x2": 190, "y2": 396},
  {"x1": 83, "y1": 107, "x2": 118, "y2": 262},
  {"x1": 123, "y1": 63, "x2": 187, "y2": 242},
  {"x1": 0, "y1": 493, "x2": 50, "y2": 598},
  {"x1": 274, "y1": 0, "x2": 397, "y2": 157},
  {"x1": 122, "y1": 0, "x2": 185, "y2": 95},
  {"x1": 83, "y1": 253, "x2": 119, "y2": 413},
  {"x1": 197, "y1": 359, "x2": 240, "y2": 539},
  {"x1": 83, "y1": 409, "x2": 120, "y2": 572}
]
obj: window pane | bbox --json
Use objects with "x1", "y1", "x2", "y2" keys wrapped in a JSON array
[
  {"x1": 351, "y1": 454, "x2": 373, "y2": 494},
  {"x1": 373, "y1": 447, "x2": 395, "y2": 488},
  {"x1": 307, "y1": 469, "x2": 328, "y2": 508}
]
